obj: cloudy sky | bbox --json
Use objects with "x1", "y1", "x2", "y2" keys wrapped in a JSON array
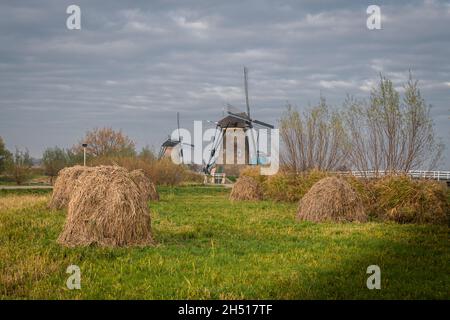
[{"x1": 0, "y1": 0, "x2": 449, "y2": 167}]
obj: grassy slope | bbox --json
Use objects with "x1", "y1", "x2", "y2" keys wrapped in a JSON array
[{"x1": 0, "y1": 187, "x2": 448, "y2": 299}]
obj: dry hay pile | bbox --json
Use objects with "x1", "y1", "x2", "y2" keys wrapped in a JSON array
[
  {"x1": 49, "y1": 165, "x2": 93, "y2": 210},
  {"x1": 297, "y1": 176, "x2": 367, "y2": 223},
  {"x1": 230, "y1": 176, "x2": 262, "y2": 201},
  {"x1": 57, "y1": 166, "x2": 154, "y2": 247},
  {"x1": 129, "y1": 169, "x2": 159, "y2": 201}
]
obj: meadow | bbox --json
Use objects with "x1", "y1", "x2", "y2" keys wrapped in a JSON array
[{"x1": 0, "y1": 186, "x2": 448, "y2": 299}]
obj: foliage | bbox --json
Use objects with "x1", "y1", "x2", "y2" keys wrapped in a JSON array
[
  {"x1": 343, "y1": 73, "x2": 443, "y2": 173},
  {"x1": 280, "y1": 99, "x2": 348, "y2": 172},
  {"x1": 370, "y1": 176, "x2": 448, "y2": 224},
  {"x1": 42, "y1": 147, "x2": 69, "y2": 184},
  {"x1": 279, "y1": 73, "x2": 443, "y2": 174},
  {"x1": 72, "y1": 127, "x2": 136, "y2": 158},
  {"x1": 263, "y1": 170, "x2": 330, "y2": 202},
  {"x1": 89, "y1": 156, "x2": 202, "y2": 186},
  {"x1": 5, "y1": 148, "x2": 33, "y2": 185},
  {"x1": 0, "y1": 136, "x2": 12, "y2": 174},
  {"x1": 139, "y1": 145, "x2": 157, "y2": 161}
]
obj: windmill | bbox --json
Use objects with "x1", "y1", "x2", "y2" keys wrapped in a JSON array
[
  {"x1": 203, "y1": 67, "x2": 274, "y2": 174},
  {"x1": 158, "y1": 112, "x2": 194, "y2": 163}
]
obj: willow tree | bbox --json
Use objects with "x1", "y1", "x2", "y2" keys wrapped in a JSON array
[
  {"x1": 343, "y1": 73, "x2": 443, "y2": 174},
  {"x1": 279, "y1": 98, "x2": 349, "y2": 172}
]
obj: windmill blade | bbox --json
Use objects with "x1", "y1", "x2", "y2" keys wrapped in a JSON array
[
  {"x1": 226, "y1": 111, "x2": 274, "y2": 129},
  {"x1": 226, "y1": 103, "x2": 243, "y2": 115},
  {"x1": 244, "y1": 66, "x2": 250, "y2": 118},
  {"x1": 177, "y1": 112, "x2": 181, "y2": 142},
  {"x1": 252, "y1": 119, "x2": 274, "y2": 129},
  {"x1": 158, "y1": 146, "x2": 165, "y2": 159},
  {"x1": 177, "y1": 112, "x2": 183, "y2": 164},
  {"x1": 181, "y1": 142, "x2": 194, "y2": 148}
]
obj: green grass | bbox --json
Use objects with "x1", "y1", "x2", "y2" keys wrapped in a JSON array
[{"x1": 0, "y1": 186, "x2": 448, "y2": 299}]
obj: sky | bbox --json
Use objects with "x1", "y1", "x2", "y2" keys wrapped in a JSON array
[{"x1": 0, "y1": 0, "x2": 449, "y2": 168}]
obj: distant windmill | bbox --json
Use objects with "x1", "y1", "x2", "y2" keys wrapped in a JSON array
[
  {"x1": 203, "y1": 67, "x2": 274, "y2": 174},
  {"x1": 158, "y1": 112, "x2": 194, "y2": 163}
]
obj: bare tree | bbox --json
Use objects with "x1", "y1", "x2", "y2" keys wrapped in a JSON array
[
  {"x1": 344, "y1": 73, "x2": 443, "y2": 174},
  {"x1": 279, "y1": 98, "x2": 349, "y2": 172},
  {"x1": 401, "y1": 74, "x2": 443, "y2": 170}
]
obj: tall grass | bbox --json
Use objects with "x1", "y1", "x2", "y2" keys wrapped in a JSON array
[
  {"x1": 241, "y1": 169, "x2": 448, "y2": 225},
  {"x1": 263, "y1": 170, "x2": 329, "y2": 202},
  {"x1": 370, "y1": 176, "x2": 449, "y2": 224}
]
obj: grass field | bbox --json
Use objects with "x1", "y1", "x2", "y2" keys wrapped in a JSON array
[{"x1": 0, "y1": 186, "x2": 448, "y2": 299}]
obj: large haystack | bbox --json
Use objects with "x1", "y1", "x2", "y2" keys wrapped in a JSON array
[
  {"x1": 49, "y1": 165, "x2": 93, "y2": 210},
  {"x1": 297, "y1": 176, "x2": 367, "y2": 222},
  {"x1": 129, "y1": 169, "x2": 159, "y2": 202},
  {"x1": 230, "y1": 176, "x2": 262, "y2": 201},
  {"x1": 57, "y1": 166, "x2": 154, "y2": 247}
]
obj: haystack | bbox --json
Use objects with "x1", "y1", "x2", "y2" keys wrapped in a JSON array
[
  {"x1": 297, "y1": 176, "x2": 367, "y2": 222},
  {"x1": 57, "y1": 166, "x2": 154, "y2": 247},
  {"x1": 49, "y1": 165, "x2": 93, "y2": 210},
  {"x1": 230, "y1": 176, "x2": 262, "y2": 201},
  {"x1": 129, "y1": 169, "x2": 159, "y2": 201}
]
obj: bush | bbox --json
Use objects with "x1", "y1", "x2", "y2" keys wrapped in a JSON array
[
  {"x1": 89, "y1": 156, "x2": 202, "y2": 186},
  {"x1": 6, "y1": 148, "x2": 33, "y2": 185},
  {"x1": 238, "y1": 168, "x2": 449, "y2": 225},
  {"x1": 370, "y1": 176, "x2": 448, "y2": 225},
  {"x1": 239, "y1": 166, "x2": 267, "y2": 185},
  {"x1": 341, "y1": 175, "x2": 373, "y2": 209},
  {"x1": 42, "y1": 147, "x2": 69, "y2": 184},
  {"x1": 263, "y1": 170, "x2": 329, "y2": 202}
]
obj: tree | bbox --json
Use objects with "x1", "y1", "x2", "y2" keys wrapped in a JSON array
[
  {"x1": 279, "y1": 99, "x2": 349, "y2": 172},
  {"x1": 42, "y1": 147, "x2": 68, "y2": 184},
  {"x1": 73, "y1": 127, "x2": 136, "y2": 159},
  {"x1": 401, "y1": 74, "x2": 443, "y2": 170},
  {"x1": 139, "y1": 145, "x2": 156, "y2": 161},
  {"x1": 343, "y1": 73, "x2": 443, "y2": 173},
  {"x1": 0, "y1": 136, "x2": 12, "y2": 174},
  {"x1": 6, "y1": 147, "x2": 33, "y2": 185}
]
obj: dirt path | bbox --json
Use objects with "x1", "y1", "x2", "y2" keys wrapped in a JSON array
[{"x1": 0, "y1": 185, "x2": 53, "y2": 190}]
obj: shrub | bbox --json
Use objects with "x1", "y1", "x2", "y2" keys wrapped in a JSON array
[
  {"x1": 42, "y1": 147, "x2": 69, "y2": 184},
  {"x1": 89, "y1": 156, "x2": 201, "y2": 186},
  {"x1": 370, "y1": 176, "x2": 448, "y2": 224},
  {"x1": 239, "y1": 166, "x2": 267, "y2": 185},
  {"x1": 6, "y1": 148, "x2": 33, "y2": 185},
  {"x1": 263, "y1": 169, "x2": 329, "y2": 202}
]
